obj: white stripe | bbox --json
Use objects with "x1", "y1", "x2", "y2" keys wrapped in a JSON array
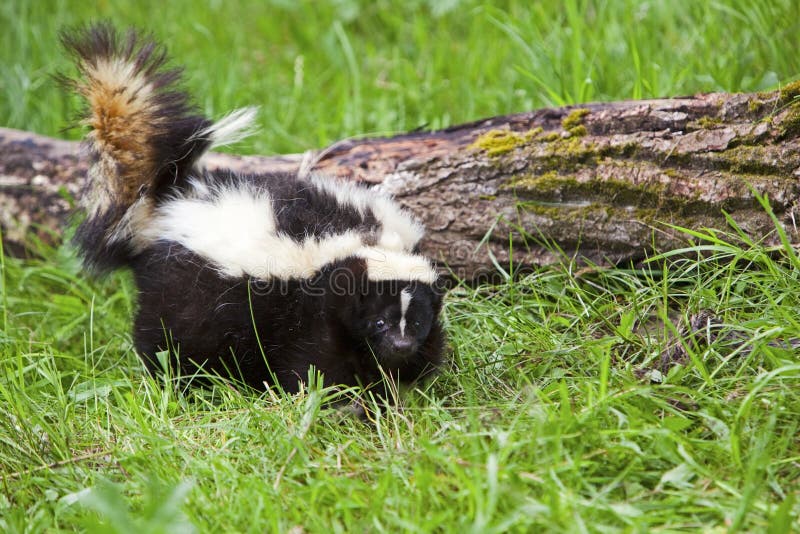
[
  {"x1": 399, "y1": 287, "x2": 413, "y2": 336},
  {"x1": 138, "y1": 183, "x2": 438, "y2": 283},
  {"x1": 190, "y1": 107, "x2": 259, "y2": 149},
  {"x1": 358, "y1": 248, "x2": 438, "y2": 284},
  {"x1": 309, "y1": 174, "x2": 425, "y2": 252}
]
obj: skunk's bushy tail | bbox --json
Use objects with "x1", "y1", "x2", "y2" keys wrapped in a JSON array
[{"x1": 61, "y1": 23, "x2": 256, "y2": 271}]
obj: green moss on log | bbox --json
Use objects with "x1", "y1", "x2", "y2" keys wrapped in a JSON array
[
  {"x1": 504, "y1": 172, "x2": 668, "y2": 208},
  {"x1": 696, "y1": 116, "x2": 722, "y2": 129},
  {"x1": 562, "y1": 108, "x2": 590, "y2": 130},
  {"x1": 778, "y1": 105, "x2": 800, "y2": 139},
  {"x1": 562, "y1": 108, "x2": 590, "y2": 137},
  {"x1": 779, "y1": 80, "x2": 800, "y2": 103},
  {"x1": 721, "y1": 144, "x2": 786, "y2": 174},
  {"x1": 469, "y1": 127, "x2": 543, "y2": 157},
  {"x1": 515, "y1": 199, "x2": 664, "y2": 232},
  {"x1": 748, "y1": 99, "x2": 765, "y2": 113}
]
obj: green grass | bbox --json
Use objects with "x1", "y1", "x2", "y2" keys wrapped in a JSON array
[
  {"x1": 2, "y1": 1, "x2": 800, "y2": 532},
  {"x1": 3, "y1": 0, "x2": 800, "y2": 153}
]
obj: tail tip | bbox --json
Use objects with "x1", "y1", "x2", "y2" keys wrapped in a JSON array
[{"x1": 191, "y1": 106, "x2": 260, "y2": 149}]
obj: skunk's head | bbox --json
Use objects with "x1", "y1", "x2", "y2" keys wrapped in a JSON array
[
  {"x1": 357, "y1": 281, "x2": 442, "y2": 366},
  {"x1": 326, "y1": 254, "x2": 443, "y2": 368}
]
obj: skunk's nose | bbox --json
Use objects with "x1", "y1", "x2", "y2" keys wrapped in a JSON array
[{"x1": 392, "y1": 337, "x2": 415, "y2": 354}]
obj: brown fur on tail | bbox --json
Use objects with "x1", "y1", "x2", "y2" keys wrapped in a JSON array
[{"x1": 61, "y1": 23, "x2": 214, "y2": 271}]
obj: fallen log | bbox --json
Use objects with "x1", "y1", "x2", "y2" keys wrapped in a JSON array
[{"x1": 3, "y1": 83, "x2": 800, "y2": 279}]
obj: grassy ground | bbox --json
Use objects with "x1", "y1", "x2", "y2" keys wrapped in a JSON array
[{"x1": 2, "y1": 1, "x2": 800, "y2": 532}]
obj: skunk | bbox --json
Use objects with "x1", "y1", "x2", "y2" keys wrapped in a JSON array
[{"x1": 61, "y1": 24, "x2": 445, "y2": 394}]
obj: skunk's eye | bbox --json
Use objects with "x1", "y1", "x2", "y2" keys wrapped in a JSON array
[
  {"x1": 375, "y1": 318, "x2": 386, "y2": 329},
  {"x1": 413, "y1": 320, "x2": 421, "y2": 327}
]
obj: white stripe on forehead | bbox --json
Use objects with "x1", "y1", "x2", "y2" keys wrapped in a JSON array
[{"x1": 399, "y1": 287, "x2": 413, "y2": 337}]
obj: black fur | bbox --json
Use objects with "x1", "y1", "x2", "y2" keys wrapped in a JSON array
[{"x1": 131, "y1": 243, "x2": 444, "y2": 393}]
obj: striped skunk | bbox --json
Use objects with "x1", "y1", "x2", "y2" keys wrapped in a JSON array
[{"x1": 61, "y1": 24, "x2": 445, "y2": 395}]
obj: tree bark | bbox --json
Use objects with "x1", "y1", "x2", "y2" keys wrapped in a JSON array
[{"x1": 3, "y1": 84, "x2": 800, "y2": 279}]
